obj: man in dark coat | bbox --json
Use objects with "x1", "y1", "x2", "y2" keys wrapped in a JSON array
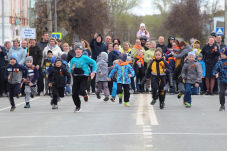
[
  {"x1": 0, "y1": 46, "x2": 7, "y2": 97},
  {"x1": 37, "y1": 32, "x2": 49, "y2": 51},
  {"x1": 156, "y1": 36, "x2": 168, "y2": 54},
  {"x1": 28, "y1": 39, "x2": 44, "y2": 95}
]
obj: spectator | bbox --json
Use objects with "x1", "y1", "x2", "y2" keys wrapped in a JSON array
[
  {"x1": 57, "y1": 38, "x2": 64, "y2": 52},
  {"x1": 104, "y1": 36, "x2": 112, "y2": 50},
  {"x1": 81, "y1": 39, "x2": 91, "y2": 57},
  {"x1": 21, "y1": 40, "x2": 28, "y2": 55},
  {"x1": 137, "y1": 23, "x2": 150, "y2": 40},
  {"x1": 62, "y1": 43, "x2": 70, "y2": 54},
  {"x1": 0, "y1": 46, "x2": 7, "y2": 97},
  {"x1": 156, "y1": 36, "x2": 168, "y2": 54},
  {"x1": 8, "y1": 38, "x2": 25, "y2": 65},
  {"x1": 4, "y1": 41, "x2": 11, "y2": 66},
  {"x1": 216, "y1": 35, "x2": 226, "y2": 51},
  {"x1": 37, "y1": 32, "x2": 49, "y2": 51}
]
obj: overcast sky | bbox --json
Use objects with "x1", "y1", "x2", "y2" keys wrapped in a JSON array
[{"x1": 131, "y1": 0, "x2": 225, "y2": 16}]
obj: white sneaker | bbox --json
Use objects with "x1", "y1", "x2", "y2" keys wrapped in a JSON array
[
  {"x1": 40, "y1": 92, "x2": 44, "y2": 96},
  {"x1": 100, "y1": 92, "x2": 104, "y2": 95}
]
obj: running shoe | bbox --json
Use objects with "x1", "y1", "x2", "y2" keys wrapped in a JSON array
[
  {"x1": 74, "y1": 107, "x2": 81, "y2": 112},
  {"x1": 24, "y1": 104, "x2": 30, "y2": 108},
  {"x1": 10, "y1": 106, "x2": 16, "y2": 111},
  {"x1": 103, "y1": 96, "x2": 109, "y2": 102},
  {"x1": 177, "y1": 93, "x2": 182, "y2": 99},
  {"x1": 84, "y1": 95, "x2": 89, "y2": 102},
  {"x1": 185, "y1": 103, "x2": 191, "y2": 108},
  {"x1": 17, "y1": 93, "x2": 22, "y2": 98},
  {"x1": 30, "y1": 94, "x2": 34, "y2": 98},
  {"x1": 52, "y1": 105, "x2": 58, "y2": 109},
  {"x1": 119, "y1": 98, "x2": 122, "y2": 104},
  {"x1": 219, "y1": 105, "x2": 225, "y2": 111},
  {"x1": 124, "y1": 102, "x2": 130, "y2": 107},
  {"x1": 160, "y1": 102, "x2": 164, "y2": 109},
  {"x1": 96, "y1": 93, "x2": 101, "y2": 99},
  {"x1": 110, "y1": 97, "x2": 115, "y2": 102},
  {"x1": 150, "y1": 100, "x2": 156, "y2": 105}
]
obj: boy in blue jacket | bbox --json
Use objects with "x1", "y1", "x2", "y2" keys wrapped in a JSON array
[
  {"x1": 109, "y1": 53, "x2": 135, "y2": 107},
  {"x1": 198, "y1": 53, "x2": 206, "y2": 94},
  {"x1": 70, "y1": 43, "x2": 97, "y2": 112},
  {"x1": 213, "y1": 47, "x2": 227, "y2": 111},
  {"x1": 4, "y1": 53, "x2": 28, "y2": 111}
]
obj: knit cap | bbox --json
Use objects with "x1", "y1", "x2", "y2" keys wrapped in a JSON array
[
  {"x1": 140, "y1": 23, "x2": 145, "y2": 28},
  {"x1": 198, "y1": 53, "x2": 203, "y2": 59},
  {"x1": 82, "y1": 51, "x2": 88, "y2": 56},
  {"x1": 55, "y1": 57, "x2": 62, "y2": 63},
  {"x1": 74, "y1": 43, "x2": 83, "y2": 50},
  {"x1": 9, "y1": 53, "x2": 18, "y2": 61},
  {"x1": 221, "y1": 47, "x2": 227, "y2": 56},
  {"x1": 61, "y1": 53, "x2": 68, "y2": 61},
  {"x1": 25, "y1": 56, "x2": 33, "y2": 63},
  {"x1": 188, "y1": 52, "x2": 196, "y2": 58},
  {"x1": 100, "y1": 52, "x2": 108, "y2": 60},
  {"x1": 118, "y1": 53, "x2": 127, "y2": 62},
  {"x1": 193, "y1": 49, "x2": 198, "y2": 55}
]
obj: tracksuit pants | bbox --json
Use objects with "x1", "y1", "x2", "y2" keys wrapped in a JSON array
[
  {"x1": 117, "y1": 83, "x2": 130, "y2": 102},
  {"x1": 219, "y1": 82, "x2": 227, "y2": 106},
  {"x1": 96, "y1": 81, "x2": 109, "y2": 97},
  {"x1": 25, "y1": 85, "x2": 37, "y2": 103},
  {"x1": 7, "y1": 83, "x2": 21, "y2": 107}
]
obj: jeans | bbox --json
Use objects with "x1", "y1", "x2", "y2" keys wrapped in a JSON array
[{"x1": 185, "y1": 83, "x2": 198, "y2": 104}]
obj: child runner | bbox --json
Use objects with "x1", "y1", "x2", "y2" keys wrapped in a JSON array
[
  {"x1": 145, "y1": 48, "x2": 172, "y2": 109},
  {"x1": 70, "y1": 43, "x2": 97, "y2": 112},
  {"x1": 4, "y1": 53, "x2": 28, "y2": 111},
  {"x1": 198, "y1": 53, "x2": 206, "y2": 95},
  {"x1": 182, "y1": 52, "x2": 202, "y2": 108},
  {"x1": 42, "y1": 50, "x2": 53, "y2": 95},
  {"x1": 23, "y1": 56, "x2": 39, "y2": 108},
  {"x1": 213, "y1": 47, "x2": 227, "y2": 111},
  {"x1": 48, "y1": 57, "x2": 71, "y2": 109},
  {"x1": 96, "y1": 52, "x2": 110, "y2": 101},
  {"x1": 109, "y1": 53, "x2": 135, "y2": 106}
]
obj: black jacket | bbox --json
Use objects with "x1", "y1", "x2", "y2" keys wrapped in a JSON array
[
  {"x1": 48, "y1": 65, "x2": 71, "y2": 87},
  {"x1": 217, "y1": 42, "x2": 226, "y2": 51},
  {"x1": 29, "y1": 45, "x2": 43, "y2": 66},
  {"x1": 173, "y1": 62, "x2": 184, "y2": 83},
  {"x1": 67, "y1": 49, "x2": 76, "y2": 63},
  {"x1": 37, "y1": 39, "x2": 49, "y2": 51},
  {"x1": 108, "y1": 51, "x2": 119, "y2": 67},
  {"x1": 90, "y1": 38, "x2": 107, "y2": 61},
  {"x1": 156, "y1": 44, "x2": 168, "y2": 54},
  {"x1": 134, "y1": 58, "x2": 147, "y2": 75}
]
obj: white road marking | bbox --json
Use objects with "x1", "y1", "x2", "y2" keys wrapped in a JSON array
[
  {"x1": 136, "y1": 94, "x2": 144, "y2": 125},
  {"x1": 146, "y1": 94, "x2": 159, "y2": 125},
  {"x1": 0, "y1": 97, "x2": 40, "y2": 111},
  {"x1": 145, "y1": 145, "x2": 153, "y2": 147},
  {"x1": 143, "y1": 126, "x2": 151, "y2": 128},
  {"x1": 143, "y1": 129, "x2": 152, "y2": 131},
  {"x1": 143, "y1": 132, "x2": 152, "y2": 135}
]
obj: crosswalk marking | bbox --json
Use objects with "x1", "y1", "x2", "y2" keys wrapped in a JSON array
[{"x1": 136, "y1": 94, "x2": 144, "y2": 125}]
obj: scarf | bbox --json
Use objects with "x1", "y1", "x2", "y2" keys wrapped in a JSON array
[
  {"x1": 113, "y1": 50, "x2": 121, "y2": 55},
  {"x1": 116, "y1": 61, "x2": 130, "y2": 66},
  {"x1": 133, "y1": 44, "x2": 142, "y2": 50},
  {"x1": 136, "y1": 55, "x2": 144, "y2": 66},
  {"x1": 49, "y1": 44, "x2": 56, "y2": 50}
]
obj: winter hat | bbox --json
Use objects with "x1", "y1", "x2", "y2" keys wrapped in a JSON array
[
  {"x1": 47, "y1": 50, "x2": 52, "y2": 54},
  {"x1": 9, "y1": 53, "x2": 18, "y2": 61},
  {"x1": 118, "y1": 53, "x2": 127, "y2": 62},
  {"x1": 188, "y1": 52, "x2": 196, "y2": 58},
  {"x1": 25, "y1": 56, "x2": 33, "y2": 63},
  {"x1": 82, "y1": 51, "x2": 88, "y2": 56},
  {"x1": 221, "y1": 47, "x2": 227, "y2": 56},
  {"x1": 51, "y1": 57, "x2": 56, "y2": 64},
  {"x1": 193, "y1": 49, "x2": 198, "y2": 55},
  {"x1": 61, "y1": 53, "x2": 67, "y2": 61},
  {"x1": 140, "y1": 36, "x2": 147, "y2": 41},
  {"x1": 140, "y1": 23, "x2": 145, "y2": 28},
  {"x1": 96, "y1": 34, "x2": 103, "y2": 42},
  {"x1": 168, "y1": 36, "x2": 175, "y2": 40},
  {"x1": 198, "y1": 53, "x2": 203, "y2": 59},
  {"x1": 74, "y1": 43, "x2": 83, "y2": 50},
  {"x1": 54, "y1": 57, "x2": 62, "y2": 63},
  {"x1": 100, "y1": 52, "x2": 108, "y2": 60}
]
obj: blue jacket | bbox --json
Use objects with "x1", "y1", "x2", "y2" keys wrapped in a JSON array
[
  {"x1": 109, "y1": 62, "x2": 135, "y2": 84},
  {"x1": 0, "y1": 46, "x2": 7, "y2": 67},
  {"x1": 213, "y1": 58, "x2": 227, "y2": 83},
  {"x1": 69, "y1": 55, "x2": 97, "y2": 76},
  {"x1": 198, "y1": 60, "x2": 206, "y2": 77},
  {"x1": 8, "y1": 46, "x2": 26, "y2": 65},
  {"x1": 90, "y1": 38, "x2": 107, "y2": 61},
  {"x1": 108, "y1": 51, "x2": 120, "y2": 67}
]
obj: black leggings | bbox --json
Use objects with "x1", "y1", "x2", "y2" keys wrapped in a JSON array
[
  {"x1": 117, "y1": 83, "x2": 130, "y2": 102},
  {"x1": 52, "y1": 86, "x2": 65, "y2": 105}
]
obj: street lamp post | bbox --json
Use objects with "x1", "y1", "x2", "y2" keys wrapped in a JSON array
[
  {"x1": 2, "y1": 0, "x2": 4, "y2": 44},
  {"x1": 54, "y1": 0, "x2": 59, "y2": 32}
]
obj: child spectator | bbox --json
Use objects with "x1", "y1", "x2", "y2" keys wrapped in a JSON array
[
  {"x1": 48, "y1": 57, "x2": 71, "y2": 109},
  {"x1": 213, "y1": 47, "x2": 227, "y2": 111},
  {"x1": 192, "y1": 40, "x2": 202, "y2": 54},
  {"x1": 134, "y1": 50, "x2": 147, "y2": 93},
  {"x1": 42, "y1": 50, "x2": 53, "y2": 95},
  {"x1": 109, "y1": 53, "x2": 135, "y2": 106},
  {"x1": 70, "y1": 43, "x2": 97, "y2": 112},
  {"x1": 145, "y1": 48, "x2": 172, "y2": 109},
  {"x1": 95, "y1": 52, "x2": 110, "y2": 101},
  {"x1": 182, "y1": 52, "x2": 202, "y2": 108},
  {"x1": 193, "y1": 49, "x2": 199, "y2": 60},
  {"x1": 4, "y1": 53, "x2": 28, "y2": 111},
  {"x1": 137, "y1": 23, "x2": 150, "y2": 40},
  {"x1": 23, "y1": 56, "x2": 39, "y2": 108},
  {"x1": 198, "y1": 53, "x2": 206, "y2": 95}
]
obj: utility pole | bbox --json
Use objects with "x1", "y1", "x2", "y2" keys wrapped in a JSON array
[
  {"x1": 47, "y1": 0, "x2": 52, "y2": 38},
  {"x1": 54, "y1": 0, "x2": 59, "y2": 32},
  {"x1": 2, "y1": 0, "x2": 4, "y2": 44},
  {"x1": 29, "y1": 0, "x2": 31, "y2": 27},
  {"x1": 225, "y1": 0, "x2": 227, "y2": 44}
]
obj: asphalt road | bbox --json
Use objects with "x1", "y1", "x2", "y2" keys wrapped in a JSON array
[{"x1": 0, "y1": 93, "x2": 227, "y2": 151}]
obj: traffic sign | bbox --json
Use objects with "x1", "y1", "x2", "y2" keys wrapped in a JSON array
[
  {"x1": 216, "y1": 27, "x2": 224, "y2": 35},
  {"x1": 52, "y1": 32, "x2": 62, "y2": 39}
]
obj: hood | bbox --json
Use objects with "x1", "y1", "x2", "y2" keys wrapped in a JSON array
[
  {"x1": 96, "y1": 56, "x2": 102, "y2": 63},
  {"x1": 39, "y1": 39, "x2": 49, "y2": 44},
  {"x1": 12, "y1": 46, "x2": 23, "y2": 50},
  {"x1": 192, "y1": 40, "x2": 201, "y2": 50}
]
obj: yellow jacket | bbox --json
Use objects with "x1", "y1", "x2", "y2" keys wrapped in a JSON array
[{"x1": 192, "y1": 40, "x2": 202, "y2": 54}]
